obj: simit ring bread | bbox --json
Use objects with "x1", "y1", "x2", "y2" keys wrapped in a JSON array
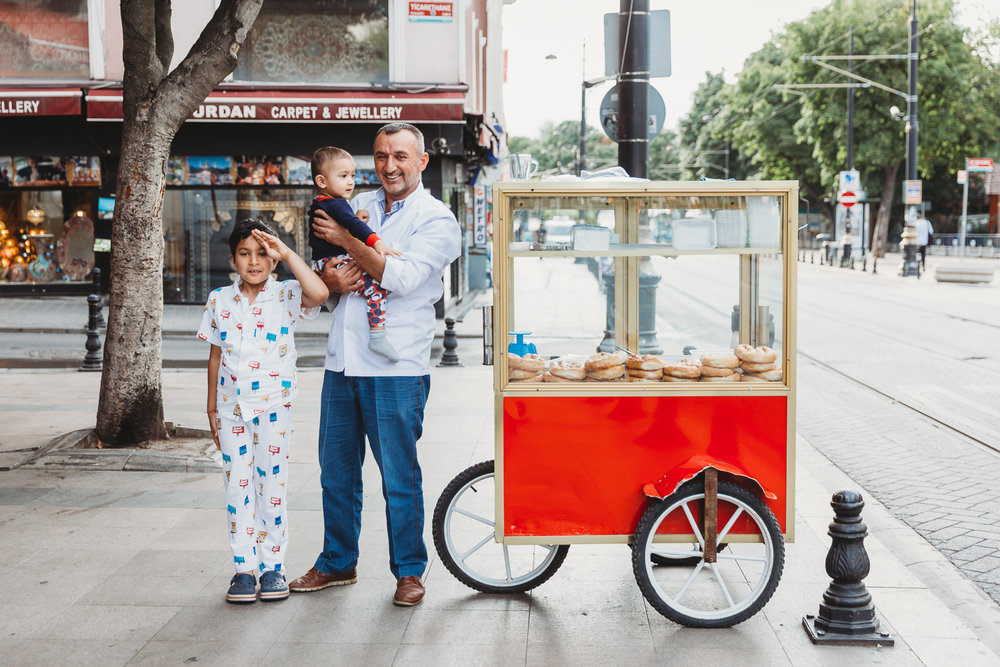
[
  {"x1": 626, "y1": 354, "x2": 664, "y2": 371},
  {"x1": 661, "y1": 360, "x2": 701, "y2": 379},
  {"x1": 734, "y1": 344, "x2": 778, "y2": 364},
  {"x1": 508, "y1": 352, "x2": 545, "y2": 373},
  {"x1": 548, "y1": 359, "x2": 587, "y2": 380},
  {"x1": 585, "y1": 351, "x2": 628, "y2": 371},
  {"x1": 700, "y1": 352, "x2": 739, "y2": 369}
]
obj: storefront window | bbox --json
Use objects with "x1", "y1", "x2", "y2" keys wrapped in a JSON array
[
  {"x1": 0, "y1": 186, "x2": 97, "y2": 286},
  {"x1": 163, "y1": 188, "x2": 313, "y2": 303},
  {"x1": 233, "y1": 0, "x2": 389, "y2": 84},
  {"x1": 0, "y1": 1, "x2": 90, "y2": 79}
]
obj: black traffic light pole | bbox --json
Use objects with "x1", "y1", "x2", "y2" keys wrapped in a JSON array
[{"x1": 617, "y1": 0, "x2": 649, "y2": 179}]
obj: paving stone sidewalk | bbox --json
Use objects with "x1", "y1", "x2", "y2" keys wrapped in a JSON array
[{"x1": 797, "y1": 356, "x2": 1000, "y2": 606}]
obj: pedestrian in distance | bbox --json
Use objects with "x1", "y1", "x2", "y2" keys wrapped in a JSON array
[
  {"x1": 197, "y1": 219, "x2": 328, "y2": 604},
  {"x1": 288, "y1": 122, "x2": 462, "y2": 607},
  {"x1": 534, "y1": 220, "x2": 547, "y2": 245},
  {"x1": 914, "y1": 215, "x2": 933, "y2": 269},
  {"x1": 307, "y1": 145, "x2": 403, "y2": 362}
]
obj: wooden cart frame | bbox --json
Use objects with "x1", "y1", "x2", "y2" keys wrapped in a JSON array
[{"x1": 433, "y1": 180, "x2": 799, "y2": 628}]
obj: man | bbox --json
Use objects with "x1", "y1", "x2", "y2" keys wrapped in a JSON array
[
  {"x1": 289, "y1": 123, "x2": 461, "y2": 606},
  {"x1": 913, "y1": 215, "x2": 933, "y2": 270}
]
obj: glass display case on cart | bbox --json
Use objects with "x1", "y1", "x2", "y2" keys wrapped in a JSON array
[{"x1": 432, "y1": 180, "x2": 799, "y2": 628}]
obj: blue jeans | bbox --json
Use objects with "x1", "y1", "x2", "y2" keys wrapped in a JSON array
[{"x1": 315, "y1": 370, "x2": 430, "y2": 579}]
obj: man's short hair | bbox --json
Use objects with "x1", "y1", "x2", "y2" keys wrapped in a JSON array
[
  {"x1": 375, "y1": 123, "x2": 425, "y2": 155},
  {"x1": 229, "y1": 218, "x2": 277, "y2": 255},
  {"x1": 311, "y1": 146, "x2": 352, "y2": 181}
]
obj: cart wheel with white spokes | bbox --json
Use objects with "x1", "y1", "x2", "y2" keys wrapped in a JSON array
[
  {"x1": 632, "y1": 478, "x2": 784, "y2": 628},
  {"x1": 432, "y1": 460, "x2": 569, "y2": 594},
  {"x1": 649, "y1": 541, "x2": 728, "y2": 567}
]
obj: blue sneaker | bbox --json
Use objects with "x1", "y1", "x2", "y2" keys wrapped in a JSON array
[
  {"x1": 226, "y1": 573, "x2": 257, "y2": 604},
  {"x1": 259, "y1": 570, "x2": 289, "y2": 601}
]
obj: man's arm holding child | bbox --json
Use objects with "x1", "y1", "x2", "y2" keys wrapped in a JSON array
[
  {"x1": 325, "y1": 198, "x2": 403, "y2": 258},
  {"x1": 312, "y1": 207, "x2": 387, "y2": 282},
  {"x1": 251, "y1": 229, "x2": 329, "y2": 308}
]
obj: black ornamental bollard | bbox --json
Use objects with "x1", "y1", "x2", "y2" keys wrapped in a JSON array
[
  {"x1": 92, "y1": 267, "x2": 106, "y2": 328},
  {"x1": 80, "y1": 293, "x2": 103, "y2": 372},
  {"x1": 803, "y1": 490, "x2": 894, "y2": 646},
  {"x1": 438, "y1": 317, "x2": 461, "y2": 367}
]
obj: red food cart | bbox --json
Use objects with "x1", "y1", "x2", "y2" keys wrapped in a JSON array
[{"x1": 432, "y1": 180, "x2": 797, "y2": 627}]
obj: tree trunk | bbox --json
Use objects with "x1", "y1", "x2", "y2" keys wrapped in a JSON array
[
  {"x1": 94, "y1": 0, "x2": 262, "y2": 445},
  {"x1": 871, "y1": 161, "x2": 901, "y2": 258},
  {"x1": 96, "y1": 131, "x2": 170, "y2": 443}
]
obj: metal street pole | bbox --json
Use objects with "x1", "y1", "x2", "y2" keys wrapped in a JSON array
[
  {"x1": 900, "y1": 0, "x2": 920, "y2": 276},
  {"x1": 960, "y1": 158, "x2": 969, "y2": 256},
  {"x1": 845, "y1": 27, "x2": 856, "y2": 255},
  {"x1": 578, "y1": 41, "x2": 586, "y2": 176},
  {"x1": 906, "y1": 4, "x2": 919, "y2": 187},
  {"x1": 847, "y1": 26, "x2": 854, "y2": 171},
  {"x1": 617, "y1": 0, "x2": 649, "y2": 178}
]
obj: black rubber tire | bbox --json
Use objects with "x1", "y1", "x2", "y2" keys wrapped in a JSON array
[
  {"x1": 632, "y1": 479, "x2": 784, "y2": 628},
  {"x1": 432, "y1": 460, "x2": 569, "y2": 594}
]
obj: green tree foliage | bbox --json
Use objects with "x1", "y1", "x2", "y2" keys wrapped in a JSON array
[
  {"x1": 685, "y1": 0, "x2": 1000, "y2": 249},
  {"x1": 509, "y1": 119, "x2": 679, "y2": 179},
  {"x1": 648, "y1": 128, "x2": 681, "y2": 180},
  {"x1": 510, "y1": 120, "x2": 622, "y2": 176},
  {"x1": 678, "y1": 72, "x2": 744, "y2": 180}
]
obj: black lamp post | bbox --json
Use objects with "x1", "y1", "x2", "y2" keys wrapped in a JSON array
[
  {"x1": 580, "y1": 76, "x2": 607, "y2": 175},
  {"x1": 899, "y1": 0, "x2": 921, "y2": 277}
]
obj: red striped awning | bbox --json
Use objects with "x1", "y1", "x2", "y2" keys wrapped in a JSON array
[
  {"x1": 0, "y1": 88, "x2": 83, "y2": 117},
  {"x1": 85, "y1": 88, "x2": 466, "y2": 124}
]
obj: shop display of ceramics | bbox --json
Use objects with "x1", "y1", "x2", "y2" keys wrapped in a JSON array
[
  {"x1": 56, "y1": 214, "x2": 95, "y2": 281},
  {"x1": 28, "y1": 256, "x2": 56, "y2": 281},
  {"x1": 7, "y1": 262, "x2": 28, "y2": 282}
]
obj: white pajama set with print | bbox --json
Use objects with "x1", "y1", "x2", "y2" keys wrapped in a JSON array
[{"x1": 197, "y1": 277, "x2": 317, "y2": 574}]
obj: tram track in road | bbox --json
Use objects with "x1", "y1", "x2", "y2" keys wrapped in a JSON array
[
  {"x1": 796, "y1": 292, "x2": 1000, "y2": 370},
  {"x1": 795, "y1": 297, "x2": 1000, "y2": 384},
  {"x1": 799, "y1": 349, "x2": 1000, "y2": 458}
]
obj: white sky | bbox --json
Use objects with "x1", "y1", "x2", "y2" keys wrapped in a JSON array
[{"x1": 501, "y1": 0, "x2": 1000, "y2": 139}]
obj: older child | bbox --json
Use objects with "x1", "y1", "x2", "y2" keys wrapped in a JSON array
[
  {"x1": 309, "y1": 145, "x2": 402, "y2": 362},
  {"x1": 198, "y1": 219, "x2": 328, "y2": 603}
]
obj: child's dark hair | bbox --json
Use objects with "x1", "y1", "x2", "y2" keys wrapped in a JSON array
[
  {"x1": 311, "y1": 146, "x2": 352, "y2": 181},
  {"x1": 229, "y1": 218, "x2": 277, "y2": 254}
]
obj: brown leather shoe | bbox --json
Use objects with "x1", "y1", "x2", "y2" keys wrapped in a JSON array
[
  {"x1": 393, "y1": 576, "x2": 425, "y2": 606},
  {"x1": 288, "y1": 566, "x2": 357, "y2": 592}
]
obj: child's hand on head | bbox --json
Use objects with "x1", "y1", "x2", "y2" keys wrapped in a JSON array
[
  {"x1": 356, "y1": 208, "x2": 370, "y2": 223},
  {"x1": 251, "y1": 229, "x2": 289, "y2": 262},
  {"x1": 373, "y1": 239, "x2": 402, "y2": 257}
]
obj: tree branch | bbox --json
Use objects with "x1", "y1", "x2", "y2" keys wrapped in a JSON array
[
  {"x1": 152, "y1": 0, "x2": 262, "y2": 132},
  {"x1": 121, "y1": 0, "x2": 162, "y2": 119},
  {"x1": 154, "y1": 0, "x2": 173, "y2": 73}
]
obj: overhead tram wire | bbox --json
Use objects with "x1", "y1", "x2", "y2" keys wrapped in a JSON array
[
  {"x1": 734, "y1": 2, "x2": 938, "y2": 134},
  {"x1": 695, "y1": 3, "x2": 942, "y2": 159}
]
